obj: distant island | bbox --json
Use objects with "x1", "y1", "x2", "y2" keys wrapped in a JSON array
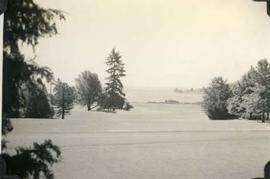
[
  {"x1": 174, "y1": 88, "x2": 203, "y2": 93},
  {"x1": 147, "y1": 100, "x2": 202, "y2": 105}
]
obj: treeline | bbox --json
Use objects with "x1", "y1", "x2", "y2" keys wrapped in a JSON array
[
  {"x1": 5, "y1": 48, "x2": 132, "y2": 120},
  {"x1": 50, "y1": 48, "x2": 133, "y2": 119},
  {"x1": 203, "y1": 59, "x2": 270, "y2": 122},
  {"x1": 74, "y1": 49, "x2": 133, "y2": 113}
]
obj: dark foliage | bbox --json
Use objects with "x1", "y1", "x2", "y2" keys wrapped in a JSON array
[
  {"x1": 2, "y1": 116, "x2": 13, "y2": 136},
  {"x1": 3, "y1": 0, "x2": 65, "y2": 119},
  {"x1": 2, "y1": 0, "x2": 65, "y2": 177},
  {"x1": 25, "y1": 83, "x2": 54, "y2": 118},
  {"x1": 3, "y1": 140, "x2": 61, "y2": 179},
  {"x1": 265, "y1": 161, "x2": 270, "y2": 179},
  {"x1": 203, "y1": 77, "x2": 234, "y2": 120},
  {"x1": 99, "y1": 93, "x2": 125, "y2": 111},
  {"x1": 4, "y1": 0, "x2": 65, "y2": 52},
  {"x1": 3, "y1": 52, "x2": 54, "y2": 118}
]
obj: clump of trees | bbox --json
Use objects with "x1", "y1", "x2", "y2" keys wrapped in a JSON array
[
  {"x1": 227, "y1": 59, "x2": 270, "y2": 121},
  {"x1": 75, "y1": 71, "x2": 102, "y2": 111},
  {"x1": 53, "y1": 79, "x2": 76, "y2": 119},
  {"x1": 203, "y1": 59, "x2": 270, "y2": 121},
  {"x1": 75, "y1": 48, "x2": 132, "y2": 112}
]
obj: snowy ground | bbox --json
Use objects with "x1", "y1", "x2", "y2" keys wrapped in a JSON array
[{"x1": 6, "y1": 103, "x2": 270, "y2": 179}]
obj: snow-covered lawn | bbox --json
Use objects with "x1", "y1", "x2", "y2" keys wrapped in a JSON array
[{"x1": 7, "y1": 103, "x2": 270, "y2": 179}]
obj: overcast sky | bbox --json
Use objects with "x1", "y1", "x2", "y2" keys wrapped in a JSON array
[{"x1": 23, "y1": 0, "x2": 270, "y2": 89}]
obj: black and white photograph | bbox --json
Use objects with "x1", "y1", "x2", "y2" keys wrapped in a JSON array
[{"x1": 1, "y1": 0, "x2": 270, "y2": 178}]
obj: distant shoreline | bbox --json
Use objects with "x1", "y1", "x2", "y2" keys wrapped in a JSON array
[{"x1": 147, "y1": 101, "x2": 202, "y2": 105}]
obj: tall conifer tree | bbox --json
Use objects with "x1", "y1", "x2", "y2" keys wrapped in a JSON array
[{"x1": 103, "y1": 48, "x2": 126, "y2": 110}]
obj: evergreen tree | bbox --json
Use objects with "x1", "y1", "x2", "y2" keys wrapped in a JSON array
[
  {"x1": 53, "y1": 79, "x2": 75, "y2": 119},
  {"x1": 102, "y1": 48, "x2": 126, "y2": 110},
  {"x1": 75, "y1": 71, "x2": 102, "y2": 111},
  {"x1": 202, "y1": 77, "x2": 234, "y2": 119},
  {"x1": 3, "y1": 140, "x2": 61, "y2": 179},
  {"x1": 24, "y1": 81, "x2": 54, "y2": 118},
  {"x1": 3, "y1": 0, "x2": 65, "y2": 125},
  {"x1": 2, "y1": 0, "x2": 65, "y2": 177}
]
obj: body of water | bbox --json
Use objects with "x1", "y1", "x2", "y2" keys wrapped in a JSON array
[{"x1": 125, "y1": 88, "x2": 202, "y2": 103}]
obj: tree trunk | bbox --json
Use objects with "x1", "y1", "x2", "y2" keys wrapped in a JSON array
[
  {"x1": 267, "y1": 112, "x2": 269, "y2": 120},
  {"x1": 61, "y1": 110, "x2": 64, "y2": 119},
  {"x1": 250, "y1": 112, "x2": 253, "y2": 120},
  {"x1": 262, "y1": 112, "x2": 265, "y2": 123},
  {"x1": 61, "y1": 85, "x2": 65, "y2": 119},
  {"x1": 87, "y1": 105, "x2": 91, "y2": 111},
  {"x1": 87, "y1": 99, "x2": 92, "y2": 111}
]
